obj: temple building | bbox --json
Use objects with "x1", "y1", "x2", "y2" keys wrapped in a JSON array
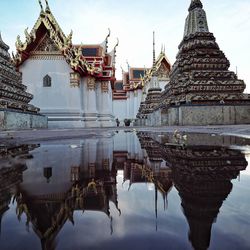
[
  {"x1": 0, "y1": 33, "x2": 47, "y2": 130},
  {"x1": 145, "y1": 0, "x2": 250, "y2": 126},
  {"x1": 13, "y1": 0, "x2": 117, "y2": 128},
  {"x1": 113, "y1": 36, "x2": 171, "y2": 124},
  {"x1": 135, "y1": 33, "x2": 171, "y2": 126}
]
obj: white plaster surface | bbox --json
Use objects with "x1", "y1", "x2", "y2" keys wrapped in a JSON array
[{"x1": 20, "y1": 58, "x2": 115, "y2": 128}]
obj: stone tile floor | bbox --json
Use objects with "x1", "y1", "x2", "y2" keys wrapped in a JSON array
[{"x1": 1, "y1": 125, "x2": 250, "y2": 144}]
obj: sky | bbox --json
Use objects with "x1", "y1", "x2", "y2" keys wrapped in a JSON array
[{"x1": 0, "y1": 0, "x2": 250, "y2": 92}]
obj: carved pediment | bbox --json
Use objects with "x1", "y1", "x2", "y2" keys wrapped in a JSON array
[
  {"x1": 157, "y1": 63, "x2": 169, "y2": 79},
  {"x1": 34, "y1": 33, "x2": 59, "y2": 52}
]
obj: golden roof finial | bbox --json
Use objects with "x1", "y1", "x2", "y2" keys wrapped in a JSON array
[
  {"x1": 115, "y1": 37, "x2": 119, "y2": 48},
  {"x1": 126, "y1": 60, "x2": 130, "y2": 72},
  {"x1": 24, "y1": 27, "x2": 31, "y2": 43},
  {"x1": 45, "y1": 0, "x2": 51, "y2": 13},
  {"x1": 38, "y1": 0, "x2": 44, "y2": 12},
  {"x1": 105, "y1": 28, "x2": 111, "y2": 53},
  {"x1": 107, "y1": 28, "x2": 111, "y2": 40},
  {"x1": 15, "y1": 35, "x2": 23, "y2": 50}
]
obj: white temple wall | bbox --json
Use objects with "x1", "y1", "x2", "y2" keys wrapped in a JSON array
[
  {"x1": 133, "y1": 91, "x2": 138, "y2": 120},
  {"x1": 113, "y1": 131, "x2": 128, "y2": 152},
  {"x1": 129, "y1": 91, "x2": 134, "y2": 119},
  {"x1": 96, "y1": 81, "x2": 102, "y2": 116},
  {"x1": 108, "y1": 83, "x2": 114, "y2": 118},
  {"x1": 113, "y1": 99, "x2": 128, "y2": 123},
  {"x1": 133, "y1": 89, "x2": 143, "y2": 123},
  {"x1": 20, "y1": 58, "x2": 81, "y2": 111},
  {"x1": 20, "y1": 58, "x2": 83, "y2": 128}
]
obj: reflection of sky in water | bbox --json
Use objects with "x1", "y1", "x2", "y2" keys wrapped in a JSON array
[
  {"x1": 1, "y1": 173, "x2": 250, "y2": 250},
  {"x1": 1, "y1": 136, "x2": 250, "y2": 250}
]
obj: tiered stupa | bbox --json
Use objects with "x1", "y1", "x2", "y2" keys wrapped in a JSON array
[
  {"x1": 157, "y1": 0, "x2": 250, "y2": 126},
  {"x1": 136, "y1": 33, "x2": 171, "y2": 126},
  {"x1": 0, "y1": 33, "x2": 47, "y2": 129}
]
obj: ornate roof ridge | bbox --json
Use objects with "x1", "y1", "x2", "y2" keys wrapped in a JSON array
[{"x1": 13, "y1": 0, "x2": 116, "y2": 80}]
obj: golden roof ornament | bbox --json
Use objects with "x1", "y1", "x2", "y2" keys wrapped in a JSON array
[
  {"x1": 65, "y1": 30, "x2": 73, "y2": 46},
  {"x1": 15, "y1": 35, "x2": 24, "y2": 51},
  {"x1": 24, "y1": 27, "x2": 32, "y2": 44},
  {"x1": 109, "y1": 37, "x2": 119, "y2": 67},
  {"x1": 38, "y1": 0, "x2": 44, "y2": 12},
  {"x1": 45, "y1": 0, "x2": 51, "y2": 13},
  {"x1": 100, "y1": 28, "x2": 111, "y2": 54}
]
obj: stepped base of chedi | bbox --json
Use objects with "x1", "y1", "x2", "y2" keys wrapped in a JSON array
[
  {"x1": 150, "y1": 0, "x2": 250, "y2": 126},
  {"x1": 0, "y1": 33, "x2": 47, "y2": 130}
]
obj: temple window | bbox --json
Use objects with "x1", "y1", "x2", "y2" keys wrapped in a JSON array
[
  {"x1": 114, "y1": 81, "x2": 123, "y2": 90},
  {"x1": 43, "y1": 74, "x2": 52, "y2": 87},
  {"x1": 82, "y1": 47, "x2": 99, "y2": 57},
  {"x1": 71, "y1": 166, "x2": 80, "y2": 182},
  {"x1": 133, "y1": 70, "x2": 145, "y2": 79}
]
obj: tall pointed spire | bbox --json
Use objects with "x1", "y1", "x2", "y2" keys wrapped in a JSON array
[
  {"x1": 153, "y1": 31, "x2": 156, "y2": 67},
  {"x1": 184, "y1": 0, "x2": 209, "y2": 37},
  {"x1": 188, "y1": 0, "x2": 203, "y2": 11},
  {"x1": 152, "y1": 31, "x2": 157, "y2": 77}
]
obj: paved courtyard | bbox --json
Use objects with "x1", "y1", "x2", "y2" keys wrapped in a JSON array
[{"x1": 1, "y1": 125, "x2": 250, "y2": 144}]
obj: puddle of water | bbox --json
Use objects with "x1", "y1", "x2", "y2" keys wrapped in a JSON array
[{"x1": 0, "y1": 131, "x2": 250, "y2": 250}]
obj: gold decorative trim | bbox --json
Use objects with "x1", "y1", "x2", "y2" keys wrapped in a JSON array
[
  {"x1": 87, "y1": 77, "x2": 96, "y2": 91},
  {"x1": 70, "y1": 73, "x2": 80, "y2": 88},
  {"x1": 103, "y1": 159, "x2": 109, "y2": 170},
  {"x1": 30, "y1": 54, "x2": 65, "y2": 60},
  {"x1": 101, "y1": 81, "x2": 109, "y2": 93}
]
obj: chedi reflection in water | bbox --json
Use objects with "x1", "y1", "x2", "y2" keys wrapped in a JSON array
[
  {"x1": 138, "y1": 132, "x2": 248, "y2": 250},
  {"x1": 0, "y1": 132, "x2": 248, "y2": 250}
]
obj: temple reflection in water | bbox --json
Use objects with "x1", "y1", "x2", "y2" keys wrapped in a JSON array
[{"x1": 0, "y1": 131, "x2": 249, "y2": 250}]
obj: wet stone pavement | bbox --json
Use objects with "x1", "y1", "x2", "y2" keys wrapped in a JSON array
[{"x1": 0, "y1": 130, "x2": 250, "y2": 250}]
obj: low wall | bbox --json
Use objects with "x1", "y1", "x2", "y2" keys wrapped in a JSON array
[
  {"x1": 160, "y1": 104, "x2": 250, "y2": 126},
  {"x1": 0, "y1": 109, "x2": 47, "y2": 130}
]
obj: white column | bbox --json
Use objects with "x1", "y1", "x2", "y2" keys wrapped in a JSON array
[
  {"x1": 98, "y1": 81, "x2": 115, "y2": 127},
  {"x1": 83, "y1": 77, "x2": 100, "y2": 127}
]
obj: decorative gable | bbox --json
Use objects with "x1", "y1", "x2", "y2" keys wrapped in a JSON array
[
  {"x1": 157, "y1": 63, "x2": 170, "y2": 80},
  {"x1": 35, "y1": 33, "x2": 59, "y2": 52}
]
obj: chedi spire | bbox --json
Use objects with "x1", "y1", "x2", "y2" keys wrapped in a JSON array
[
  {"x1": 160, "y1": 0, "x2": 250, "y2": 113},
  {"x1": 184, "y1": 0, "x2": 209, "y2": 37},
  {"x1": 188, "y1": 0, "x2": 203, "y2": 11}
]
